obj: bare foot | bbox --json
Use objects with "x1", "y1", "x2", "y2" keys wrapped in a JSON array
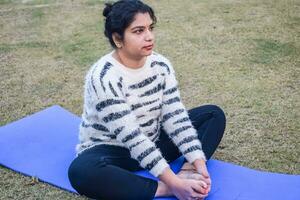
[
  {"x1": 178, "y1": 162, "x2": 197, "y2": 177},
  {"x1": 177, "y1": 162, "x2": 205, "y2": 181},
  {"x1": 180, "y1": 162, "x2": 197, "y2": 171},
  {"x1": 154, "y1": 162, "x2": 206, "y2": 197},
  {"x1": 154, "y1": 181, "x2": 172, "y2": 197}
]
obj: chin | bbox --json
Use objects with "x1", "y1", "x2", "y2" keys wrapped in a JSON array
[
  {"x1": 133, "y1": 49, "x2": 152, "y2": 58},
  {"x1": 143, "y1": 50, "x2": 153, "y2": 56}
]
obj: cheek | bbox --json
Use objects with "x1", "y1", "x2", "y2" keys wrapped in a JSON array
[{"x1": 125, "y1": 35, "x2": 143, "y2": 48}]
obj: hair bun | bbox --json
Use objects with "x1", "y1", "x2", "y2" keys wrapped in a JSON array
[{"x1": 103, "y1": 3, "x2": 113, "y2": 18}]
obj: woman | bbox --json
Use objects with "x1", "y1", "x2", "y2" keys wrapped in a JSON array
[{"x1": 68, "y1": 1, "x2": 226, "y2": 200}]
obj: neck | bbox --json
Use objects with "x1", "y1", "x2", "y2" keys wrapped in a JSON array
[{"x1": 114, "y1": 50, "x2": 147, "y2": 69}]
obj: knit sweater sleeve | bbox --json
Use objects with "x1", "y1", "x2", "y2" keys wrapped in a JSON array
[
  {"x1": 87, "y1": 62, "x2": 169, "y2": 177},
  {"x1": 160, "y1": 59, "x2": 206, "y2": 164}
]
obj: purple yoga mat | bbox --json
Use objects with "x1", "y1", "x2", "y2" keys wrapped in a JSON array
[{"x1": 0, "y1": 105, "x2": 299, "y2": 199}]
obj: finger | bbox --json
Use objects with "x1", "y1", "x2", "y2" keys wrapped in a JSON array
[
  {"x1": 192, "y1": 185, "x2": 205, "y2": 194},
  {"x1": 197, "y1": 180, "x2": 209, "y2": 194},
  {"x1": 208, "y1": 186, "x2": 211, "y2": 193},
  {"x1": 196, "y1": 174, "x2": 211, "y2": 186},
  {"x1": 191, "y1": 190, "x2": 208, "y2": 199},
  {"x1": 200, "y1": 165, "x2": 209, "y2": 178},
  {"x1": 193, "y1": 179, "x2": 207, "y2": 188},
  {"x1": 188, "y1": 172, "x2": 208, "y2": 182},
  {"x1": 196, "y1": 164, "x2": 207, "y2": 177},
  {"x1": 189, "y1": 173, "x2": 206, "y2": 181},
  {"x1": 205, "y1": 181, "x2": 211, "y2": 192},
  {"x1": 205, "y1": 177, "x2": 212, "y2": 185},
  {"x1": 196, "y1": 180, "x2": 208, "y2": 189},
  {"x1": 193, "y1": 177, "x2": 208, "y2": 189},
  {"x1": 198, "y1": 171, "x2": 211, "y2": 185},
  {"x1": 192, "y1": 181, "x2": 207, "y2": 194}
]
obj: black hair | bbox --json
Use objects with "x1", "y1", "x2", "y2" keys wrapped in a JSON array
[{"x1": 103, "y1": 0, "x2": 157, "y2": 48}]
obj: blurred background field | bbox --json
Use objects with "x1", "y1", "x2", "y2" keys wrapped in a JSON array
[{"x1": 0, "y1": 0, "x2": 299, "y2": 199}]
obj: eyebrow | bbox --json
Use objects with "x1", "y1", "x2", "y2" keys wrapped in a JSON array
[{"x1": 131, "y1": 23, "x2": 155, "y2": 30}]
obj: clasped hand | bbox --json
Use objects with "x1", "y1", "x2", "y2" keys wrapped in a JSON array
[
  {"x1": 169, "y1": 159, "x2": 211, "y2": 200},
  {"x1": 193, "y1": 159, "x2": 211, "y2": 195}
]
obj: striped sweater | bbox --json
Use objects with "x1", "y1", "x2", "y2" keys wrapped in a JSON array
[{"x1": 76, "y1": 51, "x2": 206, "y2": 177}]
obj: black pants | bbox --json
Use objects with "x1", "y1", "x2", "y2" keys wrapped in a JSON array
[{"x1": 68, "y1": 105, "x2": 226, "y2": 200}]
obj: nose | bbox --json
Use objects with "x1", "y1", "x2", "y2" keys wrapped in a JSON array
[{"x1": 145, "y1": 29, "x2": 154, "y2": 42}]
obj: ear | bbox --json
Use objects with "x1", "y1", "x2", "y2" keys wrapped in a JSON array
[{"x1": 112, "y1": 33, "x2": 122, "y2": 48}]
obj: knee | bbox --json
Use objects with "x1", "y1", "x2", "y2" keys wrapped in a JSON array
[
  {"x1": 209, "y1": 104, "x2": 226, "y2": 124},
  {"x1": 204, "y1": 105, "x2": 226, "y2": 145},
  {"x1": 68, "y1": 157, "x2": 106, "y2": 196},
  {"x1": 68, "y1": 159, "x2": 85, "y2": 194},
  {"x1": 202, "y1": 105, "x2": 226, "y2": 135}
]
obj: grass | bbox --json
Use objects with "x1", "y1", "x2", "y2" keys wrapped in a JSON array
[
  {"x1": 250, "y1": 39, "x2": 297, "y2": 64},
  {"x1": 0, "y1": 0, "x2": 299, "y2": 199}
]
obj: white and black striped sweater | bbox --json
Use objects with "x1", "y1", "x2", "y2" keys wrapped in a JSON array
[{"x1": 76, "y1": 51, "x2": 206, "y2": 177}]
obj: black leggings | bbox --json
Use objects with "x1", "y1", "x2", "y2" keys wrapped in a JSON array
[{"x1": 68, "y1": 105, "x2": 226, "y2": 200}]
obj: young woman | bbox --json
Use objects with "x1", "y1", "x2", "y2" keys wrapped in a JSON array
[{"x1": 68, "y1": 1, "x2": 226, "y2": 200}]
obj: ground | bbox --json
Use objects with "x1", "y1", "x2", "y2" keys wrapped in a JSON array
[{"x1": 0, "y1": 0, "x2": 299, "y2": 199}]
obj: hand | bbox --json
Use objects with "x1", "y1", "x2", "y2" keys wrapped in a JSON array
[
  {"x1": 193, "y1": 159, "x2": 211, "y2": 193},
  {"x1": 168, "y1": 178, "x2": 208, "y2": 200}
]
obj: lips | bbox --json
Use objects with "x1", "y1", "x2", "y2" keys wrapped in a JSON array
[{"x1": 143, "y1": 44, "x2": 153, "y2": 50}]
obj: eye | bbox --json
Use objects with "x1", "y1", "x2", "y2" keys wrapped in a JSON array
[
  {"x1": 134, "y1": 29, "x2": 143, "y2": 34},
  {"x1": 149, "y1": 26, "x2": 155, "y2": 31}
]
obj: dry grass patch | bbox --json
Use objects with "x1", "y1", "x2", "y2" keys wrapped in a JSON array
[{"x1": 0, "y1": 0, "x2": 299, "y2": 199}]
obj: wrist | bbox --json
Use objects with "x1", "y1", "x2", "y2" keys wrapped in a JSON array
[
  {"x1": 166, "y1": 177, "x2": 182, "y2": 191},
  {"x1": 193, "y1": 158, "x2": 205, "y2": 167},
  {"x1": 164, "y1": 173, "x2": 182, "y2": 188},
  {"x1": 158, "y1": 167, "x2": 181, "y2": 188},
  {"x1": 168, "y1": 175, "x2": 182, "y2": 188}
]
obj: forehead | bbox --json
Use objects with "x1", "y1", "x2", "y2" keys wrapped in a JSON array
[{"x1": 128, "y1": 12, "x2": 153, "y2": 28}]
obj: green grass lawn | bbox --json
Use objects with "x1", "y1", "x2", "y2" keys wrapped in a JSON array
[{"x1": 0, "y1": 0, "x2": 299, "y2": 199}]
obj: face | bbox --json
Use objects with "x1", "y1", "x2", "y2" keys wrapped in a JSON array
[{"x1": 116, "y1": 12, "x2": 155, "y2": 59}]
